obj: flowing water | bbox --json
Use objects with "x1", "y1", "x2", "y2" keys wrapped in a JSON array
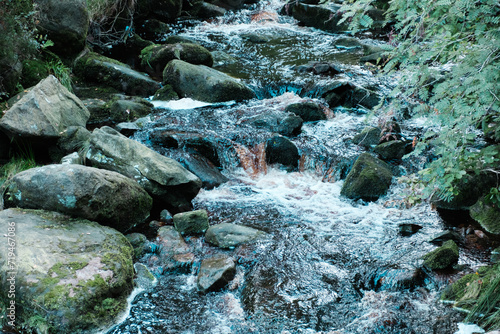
[{"x1": 106, "y1": 1, "x2": 490, "y2": 333}]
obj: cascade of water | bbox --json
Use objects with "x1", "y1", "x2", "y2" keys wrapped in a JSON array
[{"x1": 107, "y1": 1, "x2": 491, "y2": 333}]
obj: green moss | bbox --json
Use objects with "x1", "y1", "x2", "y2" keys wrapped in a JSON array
[{"x1": 422, "y1": 240, "x2": 459, "y2": 270}]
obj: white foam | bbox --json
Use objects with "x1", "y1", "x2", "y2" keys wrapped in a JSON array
[
  {"x1": 152, "y1": 98, "x2": 213, "y2": 110},
  {"x1": 454, "y1": 323, "x2": 485, "y2": 334}
]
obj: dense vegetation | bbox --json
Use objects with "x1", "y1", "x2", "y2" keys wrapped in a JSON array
[{"x1": 340, "y1": 0, "x2": 500, "y2": 205}]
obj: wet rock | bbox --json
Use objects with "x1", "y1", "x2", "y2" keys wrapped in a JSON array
[
  {"x1": 322, "y1": 81, "x2": 381, "y2": 110},
  {"x1": 295, "y1": 61, "x2": 342, "y2": 76},
  {"x1": 61, "y1": 152, "x2": 84, "y2": 165},
  {"x1": 184, "y1": 136, "x2": 221, "y2": 167},
  {"x1": 179, "y1": 153, "x2": 229, "y2": 190},
  {"x1": 399, "y1": 223, "x2": 423, "y2": 237},
  {"x1": 115, "y1": 122, "x2": 140, "y2": 136},
  {"x1": 0, "y1": 75, "x2": 89, "y2": 141},
  {"x1": 422, "y1": 240, "x2": 459, "y2": 270},
  {"x1": 4, "y1": 164, "x2": 152, "y2": 233},
  {"x1": 209, "y1": 0, "x2": 246, "y2": 10},
  {"x1": 57, "y1": 126, "x2": 91, "y2": 156},
  {"x1": 241, "y1": 32, "x2": 272, "y2": 44},
  {"x1": 0, "y1": 208, "x2": 134, "y2": 334},
  {"x1": 242, "y1": 111, "x2": 303, "y2": 137},
  {"x1": 470, "y1": 196, "x2": 500, "y2": 234},
  {"x1": 160, "y1": 209, "x2": 173, "y2": 223},
  {"x1": 84, "y1": 126, "x2": 202, "y2": 212},
  {"x1": 140, "y1": 43, "x2": 214, "y2": 78},
  {"x1": 135, "y1": 0, "x2": 182, "y2": 22},
  {"x1": 205, "y1": 223, "x2": 267, "y2": 249},
  {"x1": 163, "y1": 59, "x2": 255, "y2": 102},
  {"x1": 428, "y1": 230, "x2": 461, "y2": 245},
  {"x1": 156, "y1": 226, "x2": 195, "y2": 272},
  {"x1": 197, "y1": 255, "x2": 237, "y2": 292},
  {"x1": 126, "y1": 233, "x2": 149, "y2": 260},
  {"x1": 196, "y1": 2, "x2": 227, "y2": 19},
  {"x1": 340, "y1": 153, "x2": 393, "y2": 201},
  {"x1": 368, "y1": 265, "x2": 426, "y2": 291},
  {"x1": 352, "y1": 126, "x2": 381, "y2": 148},
  {"x1": 152, "y1": 84, "x2": 179, "y2": 101},
  {"x1": 374, "y1": 140, "x2": 406, "y2": 161},
  {"x1": 74, "y1": 52, "x2": 161, "y2": 97},
  {"x1": 134, "y1": 263, "x2": 157, "y2": 289},
  {"x1": 34, "y1": 0, "x2": 89, "y2": 56},
  {"x1": 285, "y1": 101, "x2": 327, "y2": 122},
  {"x1": 173, "y1": 209, "x2": 209, "y2": 235},
  {"x1": 265, "y1": 135, "x2": 300, "y2": 170},
  {"x1": 136, "y1": 19, "x2": 171, "y2": 43}
]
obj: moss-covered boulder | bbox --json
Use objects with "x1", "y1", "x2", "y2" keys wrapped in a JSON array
[
  {"x1": 153, "y1": 84, "x2": 179, "y2": 100},
  {"x1": 205, "y1": 223, "x2": 268, "y2": 249},
  {"x1": 197, "y1": 255, "x2": 236, "y2": 292},
  {"x1": 173, "y1": 209, "x2": 209, "y2": 235},
  {"x1": 141, "y1": 43, "x2": 214, "y2": 78},
  {"x1": 285, "y1": 101, "x2": 327, "y2": 122},
  {"x1": 470, "y1": 196, "x2": 500, "y2": 234},
  {"x1": 340, "y1": 153, "x2": 393, "y2": 201},
  {"x1": 74, "y1": 52, "x2": 161, "y2": 97},
  {"x1": 4, "y1": 164, "x2": 152, "y2": 233},
  {"x1": 0, "y1": 75, "x2": 89, "y2": 140},
  {"x1": 0, "y1": 208, "x2": 134, "y2": 333},
  {"x1": 163, "y1": 59, "x2": 255, "y2": 102},
  {"x1": 34, "y1": 0, "x2": 89, "y2": 56},
  {"x1": 84, "y1": 126, "x2": 202, "y2": 211},
  {"x1": 422, "y1": 240, "x2": 459, "y2": 270}
]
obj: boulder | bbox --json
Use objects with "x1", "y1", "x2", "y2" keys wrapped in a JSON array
[
  {"x1": 135, "y1": 0, "x2": 183, "y2": 22},
  {"x1": 265, "y1": 135, "x2": 300, "y2": 170},
  {"x1": 34, "y1": 0, "x2": 89, "y2": 55},
  {"x1": 470, "y1": 196, "x2": 500, "y2": 234},
  {"x1": 136, "y1": 19, "x2": 171, "y2": 43},
  {"x1": 0, "y1": 208, "x2": 134, "y2": 334},
  {"x1": 163, "y1": 59, "x2": 255, "y2": 102},
  {"x1": 173, "y1": 209, "x2": 209, "y2": 235},
  {"x1": 205, "y1": 223, "x2": 267, "y2": 249},
  {"x1": 156, "y1": 226, "x2": 195, "y2": 272},
  {"x1": 133, "y1": 263, "x2": 157, "y2": 289},
  {"x1": 285, "y1": 101, "x2": 327, "y2": 122},
  {"x1": 84, "y1": 126, "x2": 202, "y2": 211},
  {"x1": 4, "y1": 164, "x2": 152, "y2": 233},
  {"x1": 152, "y1": 84, "x2": 179, "y2": 100},
  {"x1": 74, "y1": 52, "x2": 161, "y2": 97},
  {"x1": 352, "y1": 126, "x2": 381, "y2": 149},
  {"x1": 0, "y1": 75, "x2": 89, "y2": 140},
  {"x1": 422, "y1": 240, "x2": 459, "y2": 270},
  {"x1": 109, "y1": 99, "x2": 153, "y2": 123},
  {"x1": 196, "y1": 2, "x2": 227, "y2": 18},
  {"x1": 126, "y1": 233, "x2": 149, "y2": 260},
  {"x1": 197, "y1": 255, "x2": 237, "y2": 292},
  {"x1": 208, "y1": 0, "x2": 246, "y2": 10},
  {"x1": 141, "y1": 43, "x2": 214, "y2": 78},
  {"x1": 322, "y1": 81, "x2": 381, "y2": 110},
  {"x1": 242, "y1": 111, "x2": 303, "y2": 137},
  {"x1": 179, "y1": 153, "x2": 229, "y2": 190},
  {"x1": 61, "y1": 152, "x2": 83, "y2": 165},
  {"x1": 340, "y1": 153, "x2": 393, "y2": 201},
  {"x1": 374, "y1": 140, "x2": 406, "y2": 161}
]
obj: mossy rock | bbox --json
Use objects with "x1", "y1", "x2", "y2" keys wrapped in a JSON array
[
  {"x1": 0, "y1": 208, "x2": 134, "y2": 333},
  {"x1": 352, "y1": 126, "x2": 381, "y2": 148},
  {"x1": 422, "y1": 240, "x2": 459, "y2": 270},
  {"x1": 173, "y1": 209, "x2": 209, "y2": 235},
  {"x1": 152, "y1": 84, "x2": 179, "y2": 101},
  {"x1": 21, "y1": 58, "x2": 50, "y2": 88},
  {"x1": 373, "y1": 140, "x2": 406, "y2": 161},
  {"x1": 73, "y1": 51, "x2": 161, "y2": 97},
  {"x1": 340, "y1": 153, "x2": 393, "y2": 201},
  {"x1": 470, "y1": 196, "x2": 500, "y2": 235}
]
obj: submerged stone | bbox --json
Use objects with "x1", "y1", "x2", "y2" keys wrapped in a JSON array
[
  {"x1": 205, "y1": 223, "x2": 267, "y2": 249},
  {"x1": 197, "y1": 255, "x2": 236, "y2": 292}
]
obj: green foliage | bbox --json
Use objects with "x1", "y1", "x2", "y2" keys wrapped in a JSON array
[{"x1": 340, "y1": 0, "x2": 500, "y2": 205}]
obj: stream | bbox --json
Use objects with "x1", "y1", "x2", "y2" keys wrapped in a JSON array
[{"x1": 106, "y1": 1, "x2": 489, "y2": 333}]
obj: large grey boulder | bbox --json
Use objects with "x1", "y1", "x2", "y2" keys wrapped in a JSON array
[
  {"x1": 197, "y1": 255, "x2": 236, "y2": 292},
  {"x1": 205, "y1": 223, "x2": 268, "y2": 249},
  {"x1": 4, "y1": 164, "x2": 152, "y2": 233},
  {"x1": 0, "y1": 208, "x2": 134, "y2": 334},
  {"x1": 74, "y1": 52, "x2": 161, "y2": 97},
  {"x1": 141, "y1": 43, "x2": 214, "y2": 78},
  {"x1": 84, "y1": 126, "x2": 202, "y2": 211},
  {"x1": 163, "y1": 59, "x2": 255, "y2": 102},
  {"x1": 34, "y1": 0, "x2": 89, "y2": 55},
  {"x1": 0, "y1": 75, "x2": 89, "y2": 140},
  {"x1": 340, "y1": 153, "x2": 393, "y2": 201}
]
